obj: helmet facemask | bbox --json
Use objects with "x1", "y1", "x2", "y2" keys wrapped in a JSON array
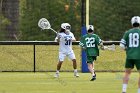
[{"x1": 65, "y1": 25, "x2": 71, "y2": 34}]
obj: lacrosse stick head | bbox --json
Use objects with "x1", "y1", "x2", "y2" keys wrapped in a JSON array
[
  {"x1": 38, "y1": 18, "x2": 51, "y2": 30},
  {"x1": 108, "y1": 44, "x2": 115, "y2": 51}
]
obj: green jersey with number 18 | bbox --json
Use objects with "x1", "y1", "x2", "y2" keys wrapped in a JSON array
[
  {"x1": 80, "y1": 34, "x2": 102, "y2": 56},
  {"x1": 120, "y1": 28, "x2": 140, "y2": 59}
]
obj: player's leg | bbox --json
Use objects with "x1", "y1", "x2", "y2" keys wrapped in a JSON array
[
  {"x1": 122, "y1": 59, "x2": 134, "y2": 93},
  {"x1": 54, "y1": 61, "x2": 63, "y2": 78},
  {"x1": 54, "y1": 52, "x2": 65, "y2": 78},
  {"x1": 92, "y1": 56, "x2": 96, "y2": 77},
  {"x1": 87, "y1": 56, "x2": 96, "y2": 81},
  {"x1": 138, "y1": 71, "x2": 140, "y2": 93},
  {"x1": 134, "y1": 60, "x2": 140, "y2": 93},
  {"x1": 68, "y1": 52, "x2": 79, "y2": 77},
  {"x1": 72, "y1": 59, "x2": 77, "y2": 69},
  {"x1": 87, "y1": 63, "x2": 96, "y2": 81},
  {"x1": 56, "y1": 61, "x2": 63, "y2": 71},
  {"x1": 122, "y1": 68, "x2": 132, "y2": 93},
  {"x1": 87, "y1": 63, "x2": 94, "y2": 74},
  {"x1": 72, "y1": 59, "x2": 79, "y2": 77}
]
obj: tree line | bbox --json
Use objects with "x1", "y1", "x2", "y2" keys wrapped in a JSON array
[{"x1": 1, "y1": 0, "x2": 140, "y2": 41}]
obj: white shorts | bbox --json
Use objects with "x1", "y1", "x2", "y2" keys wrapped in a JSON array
[{"x1": 59, "y1": 51, "x2": 76, "y2": 62}]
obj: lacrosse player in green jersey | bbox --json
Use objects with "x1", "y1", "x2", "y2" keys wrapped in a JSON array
[
  {"x1": 79, "y1": 25, "x2": 104, "y2": 81},
  {"x1": 120, "y1": 16, "x2": 140, "y2": 93}
]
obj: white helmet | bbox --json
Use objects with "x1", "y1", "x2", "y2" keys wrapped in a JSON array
[
  {"x1": 131, "y1": 16, "x2": 140, "y2": 26},
  {"x1": 87, "y1": 25, "x2": 94, "y2": 31},
  {"x1": 61, "y1": 23, "x2": 71, "y2": 32}
]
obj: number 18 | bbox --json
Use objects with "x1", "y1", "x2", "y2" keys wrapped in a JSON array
[{"x1": 129, "y1": 33, "x2": 139, "y2": 47}]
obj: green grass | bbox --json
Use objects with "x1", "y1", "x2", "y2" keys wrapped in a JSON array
[{"x1": 0, "y1": 72, "x2": 138, "y2": 93}]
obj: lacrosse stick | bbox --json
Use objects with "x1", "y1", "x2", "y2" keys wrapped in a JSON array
[
  {"x1": 104, "y1": 44, "x2": 115, "y2": 51},
  {"x1": 38, "y1": 18, "x2": 57, "y2": 34}
]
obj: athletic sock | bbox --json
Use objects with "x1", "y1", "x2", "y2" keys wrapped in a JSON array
[
  {"x1": 122, "y1": 84, "x2": 127, "y2": 92},
  {"x1": 92, "y1": 69, "x2": 95, "y2": 76},
  {"x1": 138, "y1": 88, "x2": 140, "y2": 93},
  {"x1": 56, "y1": 70, "x2": 59, "y2": 74},
  {"x1": 74, "y1": 69, "x2": 77, "y2": 73}
]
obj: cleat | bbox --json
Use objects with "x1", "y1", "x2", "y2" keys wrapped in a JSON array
[
  {"x1": 74, "y1": 72, "x2": 79, "y2": 77},
  {"x1": 90, "y1": 72, "x2": 96, "y2": 81},
  {"x1": 122, "y1": 92, "x2": 126, "y2": 93},
  {"x1": 90, "y1": 75, "x2": 96, "y2": 81},
  {"x1": 54, "y1": 73, "x2": 59, "y2": 78}
]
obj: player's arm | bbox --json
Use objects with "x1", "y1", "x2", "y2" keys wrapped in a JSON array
[
  {"x1": 71, "y1": 33, "x2": 76, "y2": 41},
  {"x1": 120, "y1": 32, "x2": 127, "y2": 50},
  {"x1": 99, "y1": 40, "x2": 109, "y2": 50},
  {"x1": 120, "y1": 39, "x2": 127, "y2": 50},
  {"x1": 79, "y1": 37, "x2": 86, "y2": 50},
  {"x1": 96, "y1": 36, "x2": 106, "y2": 50},
  {"x1": 55, "y1": 33, "x2": 62, "y2": 42},
  {"x1": 99, "y1": 41, "x2": 105, "y2": 50},
  {"x1": 96, "y1": 35, "x2": 115, "y2": 50}
]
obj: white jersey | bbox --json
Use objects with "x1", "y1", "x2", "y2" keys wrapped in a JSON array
[{"x1": 56, "y1": 32, "x2": 76, "y2": 53}]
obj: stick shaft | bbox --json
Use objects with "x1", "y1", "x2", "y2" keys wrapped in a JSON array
[{"x1": 50, "y1": 28, "x2": 57, "y2": 34}]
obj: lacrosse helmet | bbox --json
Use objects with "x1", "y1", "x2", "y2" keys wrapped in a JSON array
[
  {"x1": 61, "y1": 23, "x2": 71, "y2": 33},
  {"x1": 131, "y1": 16, "x2": 140, "y2": 27},
  {"x1": 87, "y1": 25, "x2": 94, "y2": 33}
]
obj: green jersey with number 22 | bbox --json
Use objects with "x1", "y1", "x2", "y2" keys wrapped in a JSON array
[
  {"x1": 80, "y1": 34, "x2": 101, "y2": 56},
  {"x1": 121, "y1": 28, "x2": 140, "y2": 59}
]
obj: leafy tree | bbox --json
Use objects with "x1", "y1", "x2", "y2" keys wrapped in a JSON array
[
  {"x1": 0, "y1": 0, "x2": 11, "y2": 40},
  {"x1": 90, "y1": 0, "x2": 140, "y2": 40},
  {"x1": 20, "y1": 0, "x2": 81, "y2": 41}
]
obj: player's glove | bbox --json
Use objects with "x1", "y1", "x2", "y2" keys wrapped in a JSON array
[
  {"x1": 100, "y1": 45, "x2": 105, "y2": 50},
  {"x1": 57, "y1": 33, "x2": 61, "y2": 38},
  {"x1": 82, "y1": 47, "x2": 86, "y2": 50}
]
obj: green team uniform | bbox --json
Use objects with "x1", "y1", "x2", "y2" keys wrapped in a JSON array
[
  {"x1": 120, "y1": 28, "x2": 140, "y2": 70},
  {"x1": 79, "y1": 34, "x2": 102, "y2": 63}
]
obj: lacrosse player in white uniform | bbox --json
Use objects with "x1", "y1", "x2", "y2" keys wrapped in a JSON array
[{"x1": 54, "y1": 23, "x2": 79, "y2": 78}]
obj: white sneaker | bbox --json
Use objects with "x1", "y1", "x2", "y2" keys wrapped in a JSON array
[
  {"x1": 54, "y1": 73, "x2": 59, "y2": 78},
  {"x1": 74, "y1": 72, "x2": 79, "y2": 77}
]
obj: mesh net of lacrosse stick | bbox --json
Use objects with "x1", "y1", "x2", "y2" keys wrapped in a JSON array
[{"x1": 38, "y1": 18, "x2": 57, "y2": 34}]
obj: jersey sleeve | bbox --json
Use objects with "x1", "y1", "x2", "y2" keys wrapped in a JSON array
[
  {"x1": 79, "y1": 36, "x2": 85, "y2": 47},
  {"x1": 55, "y1": 33, "x2": 63, "y2": 42},
  {"x1": 96, "y1": 35, "x2": 102, "y2": 45},
  {"x1": 120, "y1": 32, "x2": 127, "y2": 46}
]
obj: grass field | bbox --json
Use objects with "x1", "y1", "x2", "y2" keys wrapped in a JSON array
[
  {"x1": 0, "y1": 45, "x2": 137, "y2": 93},
  {"x1": 0, "y1": 72, "x2": 139, "y2": 93}
]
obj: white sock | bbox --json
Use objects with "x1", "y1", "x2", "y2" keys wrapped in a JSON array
[
  {"x1": 92, "y1": 69, "x2": 95, "y2": 76},
  {"x1": 138, "y1": 88, "x2": 140, "y2": 93},
  {"x1": 122, "y1": 84, "x2": 127, "y2": 92},
  {"x1": 92, "y1": 73, "x2": 95, "y2": 76},
  {"x1": 74, "y1": 69, "x2": 77, "y2": 73},
  {"x1": 56, "y1": 70, "x2": 59, "y2": 73}
]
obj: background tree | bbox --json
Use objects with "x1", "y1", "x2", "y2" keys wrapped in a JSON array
[{"x1": 90, "y1": 0, "x2": 140, "y2": 40}]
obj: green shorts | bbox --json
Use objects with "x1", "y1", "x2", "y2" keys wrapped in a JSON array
[
  {"x1": 125, "y1": 59, "x2": 140, "y2": 70},
  {"x1": 87, "y1": 56, "x2": 97, "y2": 64}
]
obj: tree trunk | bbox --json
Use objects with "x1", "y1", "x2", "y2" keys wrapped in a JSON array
[{"x1": 2, "y1": 0, "x2": 19, "y2": 40}]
